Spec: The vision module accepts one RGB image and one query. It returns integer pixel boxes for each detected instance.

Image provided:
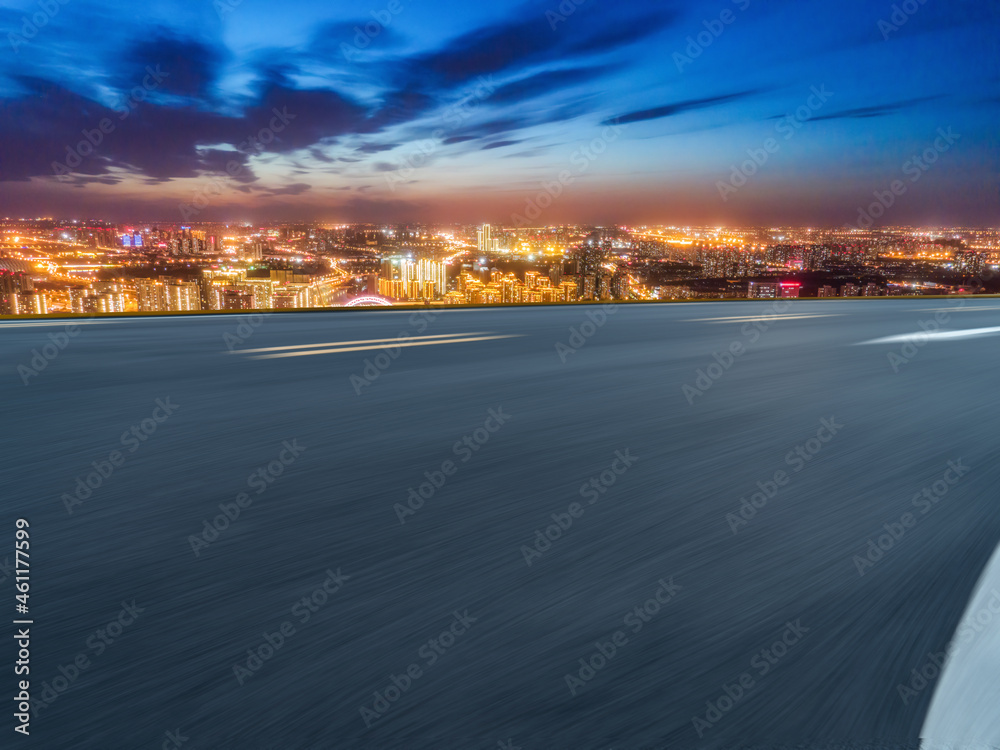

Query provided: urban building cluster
[1,219,998,315]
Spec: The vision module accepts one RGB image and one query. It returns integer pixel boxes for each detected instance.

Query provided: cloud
[263,182,312,196]
[0,68,370,183]
[116,29,227,100]
[489,65,614,105]
[603,90,762,125]
[386,1,677,95]
[809,96,941,122]
[482,140,523,150]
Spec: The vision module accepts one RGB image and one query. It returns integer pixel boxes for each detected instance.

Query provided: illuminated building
[611,270,631,300]
[220,289,254,310]
[165,282,202,311]
[477,224,500,255]
[748,281,779,299]
[15,291,47,315]
[379,257,446,301]
[137,280,167,311]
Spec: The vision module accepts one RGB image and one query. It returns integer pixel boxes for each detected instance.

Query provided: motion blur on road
[2,299,1000,749]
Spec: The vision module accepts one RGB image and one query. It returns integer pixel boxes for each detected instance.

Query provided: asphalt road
[2,299,1000,750]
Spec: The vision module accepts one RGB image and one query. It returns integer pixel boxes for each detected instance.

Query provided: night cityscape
[3,221,1000,315]
[2,0,999,749]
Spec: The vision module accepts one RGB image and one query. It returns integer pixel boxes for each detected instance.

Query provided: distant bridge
[343,295,394,307]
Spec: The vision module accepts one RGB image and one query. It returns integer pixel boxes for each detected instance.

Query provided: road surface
[2,299,999,749]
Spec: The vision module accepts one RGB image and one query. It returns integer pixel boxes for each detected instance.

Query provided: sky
[0,0,997,226]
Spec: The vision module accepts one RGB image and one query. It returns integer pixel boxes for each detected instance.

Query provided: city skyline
[3,219,999,316]
[0,0,997,225]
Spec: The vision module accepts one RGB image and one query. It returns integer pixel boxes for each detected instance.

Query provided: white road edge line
[248,334,523,359]
[235,332,493,354]
[920,538,1000,750]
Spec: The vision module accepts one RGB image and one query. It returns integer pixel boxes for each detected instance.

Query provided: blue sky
[0,0,997,225]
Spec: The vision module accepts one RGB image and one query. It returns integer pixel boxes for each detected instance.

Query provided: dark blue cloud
[809,96,941,122]
[603,90,763,126]
[489,65,614,105]
[117,29,226,100]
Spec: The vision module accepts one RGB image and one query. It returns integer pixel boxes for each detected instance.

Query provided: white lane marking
[912,306,1000,312]
[858,326,1000,345]
[248,334,523,359]
[920,541,1000,749]
[688,314,844,323]
[0,320,115,328]
[0,315,235,327]
[236,332,492,355]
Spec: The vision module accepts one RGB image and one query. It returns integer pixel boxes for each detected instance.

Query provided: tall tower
[477,224,492,256]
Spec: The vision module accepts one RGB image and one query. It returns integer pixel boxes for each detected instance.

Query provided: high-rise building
[477,224,501,255]
[137,279,166,311]
[15,291,47,315]
[165,281,201,311]
[379,257,446,300]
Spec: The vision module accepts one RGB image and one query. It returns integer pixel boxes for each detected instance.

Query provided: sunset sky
[0,0,997,225]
